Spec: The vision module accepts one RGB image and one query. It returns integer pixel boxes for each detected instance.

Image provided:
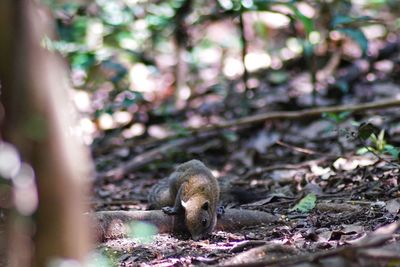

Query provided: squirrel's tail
[147,178,172,209]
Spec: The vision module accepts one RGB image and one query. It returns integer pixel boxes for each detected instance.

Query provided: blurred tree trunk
[0,0,92,266]
[173,0,192,107]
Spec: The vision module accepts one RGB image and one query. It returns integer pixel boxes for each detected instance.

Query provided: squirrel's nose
[192,234,202,241]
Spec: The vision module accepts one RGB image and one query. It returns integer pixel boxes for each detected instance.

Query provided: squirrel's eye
[202,218,207,227]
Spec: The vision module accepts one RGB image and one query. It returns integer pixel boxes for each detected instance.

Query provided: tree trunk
[0,0,92,266]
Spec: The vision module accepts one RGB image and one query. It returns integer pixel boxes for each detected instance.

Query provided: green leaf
[322,112,339,122]
[332,15,373,28]
[303,40,314,59]
[290,193,317,213]
[223,130,238,142]
[71,52,95,70]
[251,0,274,11]
[323,111,351,123]
[268,71,288,85]
[332,15,355,28]
[57,16,89,43]
[384,145,400,159]
[338,111,352,120]
[338,28,368,56]
[376,130,386,151]
[356,147,370,155]
[358,123,380,141]
[288,4,314,35]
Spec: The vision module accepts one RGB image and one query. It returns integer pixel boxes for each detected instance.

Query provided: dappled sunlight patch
[73,90,92,113]
[186,115,206,128]
[128,221,158,244]
[0,143,38,216]
[252,11,290,29]
[0,142,21,179]
[112,111,132,125]
[244,52,271,72]
[98,113,115,130]
[13,164,38,216]
[148,125,172,139]
[223,57,244,78]
[122,123,146,139]
[129,63,157,94]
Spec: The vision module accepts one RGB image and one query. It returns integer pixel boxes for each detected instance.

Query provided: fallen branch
[98,98,400,181]
[139,98,400,144]
[90,209,278,242]
[96,132,218,181]
[192,98,400,134]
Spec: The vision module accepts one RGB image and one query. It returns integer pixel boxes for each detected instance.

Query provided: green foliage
[357,122,380,141]
[288,3,314,36]
[355,124,400,160]
[290,193,317,213]
[322,111,352,134]
[222,130,239,142]
[322,111,352,124]
[45,0,395,127]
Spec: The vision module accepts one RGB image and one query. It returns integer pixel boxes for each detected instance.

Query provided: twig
[275,140,330,156]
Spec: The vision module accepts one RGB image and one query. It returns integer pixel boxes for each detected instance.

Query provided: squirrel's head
[182,197,216,240]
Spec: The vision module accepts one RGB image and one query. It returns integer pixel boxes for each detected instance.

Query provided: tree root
[90,209,278,242]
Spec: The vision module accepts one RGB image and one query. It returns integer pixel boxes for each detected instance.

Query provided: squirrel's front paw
[217,206,225,217]
[162,206,178,215]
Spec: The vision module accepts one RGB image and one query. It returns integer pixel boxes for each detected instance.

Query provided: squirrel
[148,159,220,240]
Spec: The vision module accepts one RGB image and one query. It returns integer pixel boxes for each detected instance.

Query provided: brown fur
[148,160,219,240]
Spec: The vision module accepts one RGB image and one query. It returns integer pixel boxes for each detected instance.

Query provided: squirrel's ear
[181,200,188,209]
[202,201,209,210]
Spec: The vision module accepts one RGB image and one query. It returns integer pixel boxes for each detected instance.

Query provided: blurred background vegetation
[43,0,400,154]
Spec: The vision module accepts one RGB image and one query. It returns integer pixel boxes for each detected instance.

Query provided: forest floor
[91,38,400,266]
